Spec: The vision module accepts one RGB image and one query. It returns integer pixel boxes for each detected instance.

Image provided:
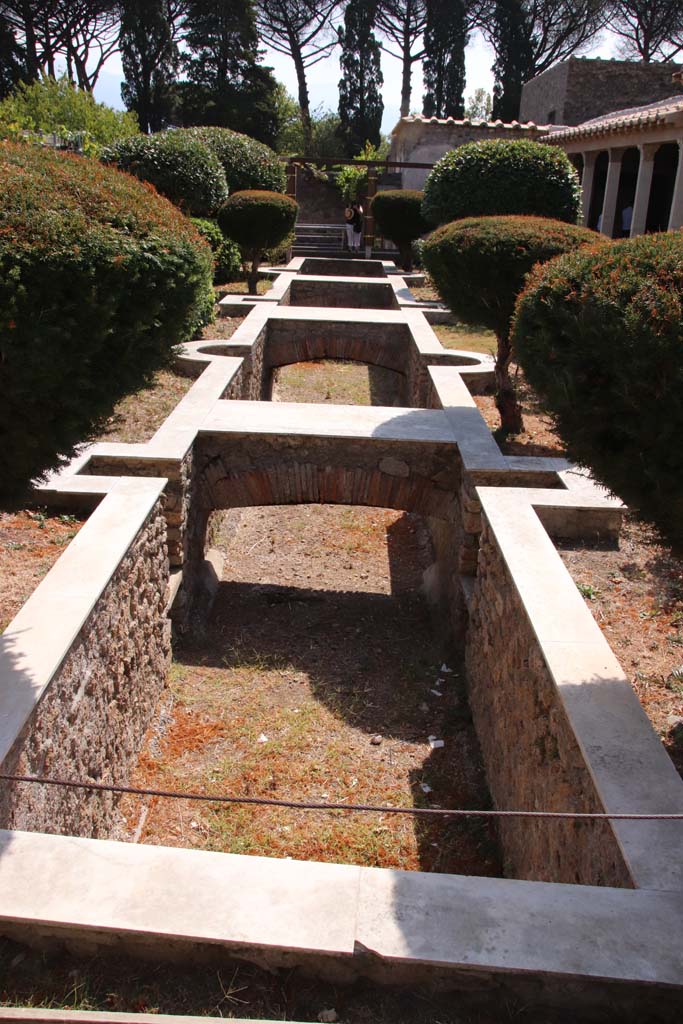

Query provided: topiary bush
[422,215,606,432]
[422,139,581,227]
[513,231,683,546]
[182,126,286,194]
[101,131,229,217]
[371,190,428,271]
[0,141,214,493]
[191,217,243,283]
[218,190,298,294]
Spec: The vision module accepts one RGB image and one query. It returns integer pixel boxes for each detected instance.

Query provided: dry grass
[122,504,501,878]
[97,369,194,444]
[0,509,85,632]
[432,321,497,357]
[215,277,273,299]
[273,360,404,406]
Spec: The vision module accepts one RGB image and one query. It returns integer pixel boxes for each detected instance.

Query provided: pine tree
[0,14,26,98]
[120,0,178,132]
[337,0,383,155]
[422,0,468,119]
[179,0,279,145]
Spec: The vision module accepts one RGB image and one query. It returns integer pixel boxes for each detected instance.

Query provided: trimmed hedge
[101,131,229,217]
[0,142,214,492]
[218,190,297,294]
[513,231,683,545]
[182,126,286,194]
[371,190,428,270]
[423,215,605,431]
[191,217,242,283]
[422,139,581,227]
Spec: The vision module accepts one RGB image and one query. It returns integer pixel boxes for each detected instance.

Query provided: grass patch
[272,360,405,406]
[432,322,497,357]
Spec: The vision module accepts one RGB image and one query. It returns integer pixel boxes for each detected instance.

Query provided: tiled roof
[394,114,549,132]
[550,96,683,142]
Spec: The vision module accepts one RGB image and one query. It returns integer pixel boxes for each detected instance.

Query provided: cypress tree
[120,0,179,132]
[180,0,279,146]
[490,0,534,121]
[422,0,468,119]
[0,14,26,99]
[337,0,384,156]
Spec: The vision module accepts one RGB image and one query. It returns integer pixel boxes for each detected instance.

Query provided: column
[630,143,658,237]
[580,151,597,227]
[364,166,378,257]
[668,139,683,230]
[599,148,625,237]
[286,158,297,201]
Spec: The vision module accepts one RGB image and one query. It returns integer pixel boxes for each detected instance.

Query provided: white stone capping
[0,477,166,767]
[1,830,682,988]
[477,485,683,892]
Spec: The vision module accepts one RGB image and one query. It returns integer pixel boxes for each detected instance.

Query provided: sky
[92,26,619,137]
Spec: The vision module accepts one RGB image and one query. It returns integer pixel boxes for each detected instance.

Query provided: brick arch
[264,319,411,376]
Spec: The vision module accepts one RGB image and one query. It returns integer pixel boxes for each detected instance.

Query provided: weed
[576,582,598,600]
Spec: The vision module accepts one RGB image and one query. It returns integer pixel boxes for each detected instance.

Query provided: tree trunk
[494,330,524,434]
[247,254,261,296]
[400,24,412,117]
[291,41,312,154]
[399,241,412,272]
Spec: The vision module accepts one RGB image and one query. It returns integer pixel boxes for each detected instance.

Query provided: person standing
[352,201,363,251]
[344,203,355,249]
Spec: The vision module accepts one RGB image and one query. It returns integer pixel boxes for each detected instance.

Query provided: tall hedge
[102,131,229,217]
[371,190,428,271]
[218,190,297,294]
[182,126,286,194]
[191,218,242,283]
[513,231,683,545]
[0,142,214,492]
[422,139,581,227]
[423,216,606,432]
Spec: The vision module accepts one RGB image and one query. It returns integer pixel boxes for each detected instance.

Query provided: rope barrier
[2,772,683,821]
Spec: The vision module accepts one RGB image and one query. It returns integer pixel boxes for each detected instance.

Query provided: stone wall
[521,57,683,127]
[465,518,633,887]
[0,503,171,838]
[288,279,400,310]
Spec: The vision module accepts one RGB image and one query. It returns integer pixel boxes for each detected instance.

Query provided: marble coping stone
[0,1012,309,1024]
[0,477,166,768]
[0,830,682,990]
[477,485,683,892]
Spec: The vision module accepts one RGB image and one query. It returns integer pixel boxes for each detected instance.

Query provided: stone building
[520,57,683,127]
[548,94,683,236]
[388,115,548,189]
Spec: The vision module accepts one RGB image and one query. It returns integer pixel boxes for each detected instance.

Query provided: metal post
[364,166,378,258]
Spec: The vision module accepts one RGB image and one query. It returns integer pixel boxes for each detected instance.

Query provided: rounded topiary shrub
[218,190,298,294]
[371,190,428,271]
[422,139,581,227]
[102,130,229,216]
[422,215,606,432]
[183,126,286,194]
[0,141,214,492]
[191,217,242,283]
[513,231,683,545]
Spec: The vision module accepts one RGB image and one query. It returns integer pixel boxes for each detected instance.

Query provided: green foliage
[179,0,279,146]
[181,125,286,193]
[337,0,383,156]
[513,231,683,547]
[423,215,602,337]
[422,139,581,227]
[0,76,139,156]
[0,141,214,492]
[191,217,242,282]
[0,15,25,101]
[423,0,468,119]
[101,130,229,217]
[371,190,428,270]
[423,215,605,432]
[335,140,387,203]
[120,0,179,133]
[464,88,493,120]
[217,189,297,293]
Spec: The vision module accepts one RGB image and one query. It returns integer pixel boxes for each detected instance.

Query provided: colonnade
[575,138,683,237]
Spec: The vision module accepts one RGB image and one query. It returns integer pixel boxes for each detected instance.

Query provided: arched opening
[614,147,640,238]
[569,152,584,184]
[588,151,609,230]
[271,358,407,406]
[130,501,502,876]
[646,142,680,232]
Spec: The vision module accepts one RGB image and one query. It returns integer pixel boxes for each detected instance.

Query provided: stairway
[292,222,347,257]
